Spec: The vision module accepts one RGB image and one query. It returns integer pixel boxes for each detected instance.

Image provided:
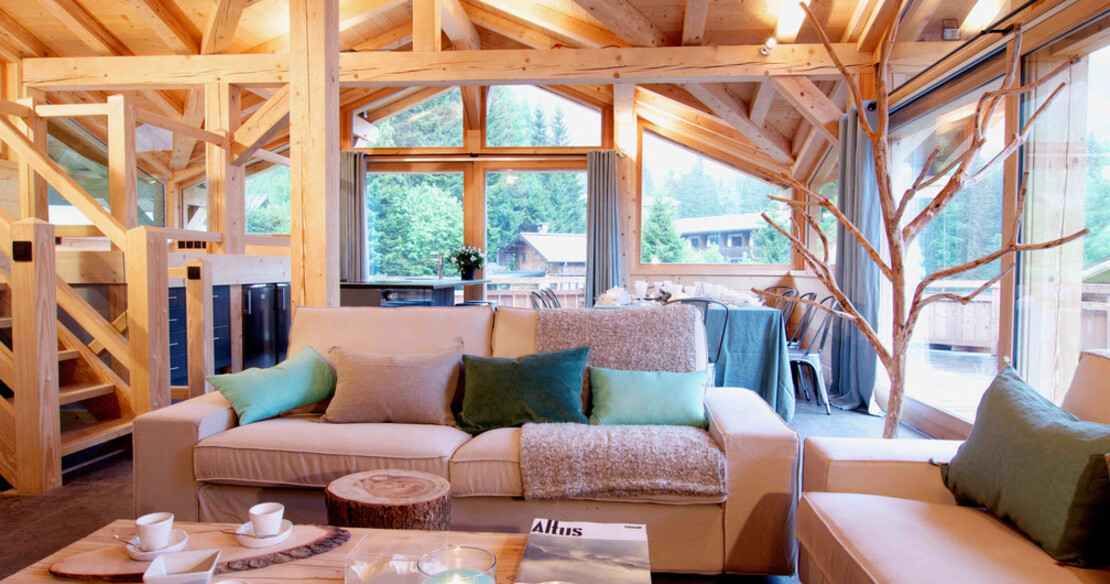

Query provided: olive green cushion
[457,347,590,434]
[588,367,708,427]
[207,347,336,425]
[942,365,1110,567]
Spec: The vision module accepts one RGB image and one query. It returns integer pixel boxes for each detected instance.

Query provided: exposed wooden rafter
[464,3,569,49]
[570,0,670,47]
[469,0,629,48]
[121,0,201,54]
[0,9,57,58]
[857,0,902,52]
[770,76,841,143]
[351,22,414,52]
[230,87,290,165]
[42,0,132,56]
[683,83,794,164]
[201,0,248,55]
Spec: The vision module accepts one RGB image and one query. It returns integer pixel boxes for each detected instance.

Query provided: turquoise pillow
[207,347,336,425]
[457,347,590,434]
[589,367,708,428]
[941,365,1110,567]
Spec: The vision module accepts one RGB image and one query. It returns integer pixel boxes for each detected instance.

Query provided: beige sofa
[796,350,1110,584]
[134,305,801,576]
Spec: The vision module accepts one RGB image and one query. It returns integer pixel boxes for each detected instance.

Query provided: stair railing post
[185,258,214,399]
[126,226,170,413]
[11,218,60,494]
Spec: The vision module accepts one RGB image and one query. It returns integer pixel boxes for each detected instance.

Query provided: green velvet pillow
[207,346,337,425]
[457,347,590,434]
[941,365,1110,567]
[588,367,708,428]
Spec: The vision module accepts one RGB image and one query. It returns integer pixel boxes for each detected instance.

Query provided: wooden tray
[49,524,349,582]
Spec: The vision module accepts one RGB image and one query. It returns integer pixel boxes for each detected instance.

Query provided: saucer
[234,519,292,548]
[125,529,188,561]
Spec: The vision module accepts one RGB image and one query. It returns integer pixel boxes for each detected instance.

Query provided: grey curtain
[585,150,622,307]
[340,151,367,282]
[830,103,881,412]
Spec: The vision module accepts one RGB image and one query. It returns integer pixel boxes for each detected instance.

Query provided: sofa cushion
[207,347,336,425]
[797,492,1110,584]
[942,365,1110,567]
[588,366,708,427]
[194,415,471,488]
[1062,350,1110,425]
[322,344,462,425]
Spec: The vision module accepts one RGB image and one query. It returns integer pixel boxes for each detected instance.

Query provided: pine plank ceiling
[0,0,1008,183]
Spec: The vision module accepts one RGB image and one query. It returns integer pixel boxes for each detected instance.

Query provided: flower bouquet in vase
[447,246,485,280]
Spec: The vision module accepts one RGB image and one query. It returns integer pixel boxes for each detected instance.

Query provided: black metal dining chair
[541,288,562,308]
[665,297,730,376]
[789,295,839,415]
[787,292,818,347]
[763,285,799,322]
[529,290,548,309]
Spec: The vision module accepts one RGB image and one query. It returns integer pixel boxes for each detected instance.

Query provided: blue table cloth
[705,305,795,422]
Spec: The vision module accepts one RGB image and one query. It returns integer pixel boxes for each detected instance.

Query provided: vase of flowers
[447,245,485,280]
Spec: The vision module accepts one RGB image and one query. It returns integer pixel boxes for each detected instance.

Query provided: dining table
[704,304,796,422]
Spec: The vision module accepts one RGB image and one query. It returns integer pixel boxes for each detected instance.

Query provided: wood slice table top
[327,470,450,505]
[0,520,527,584]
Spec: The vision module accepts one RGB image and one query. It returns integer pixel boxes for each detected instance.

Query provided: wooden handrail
[34,103,111,118]
[135,109,226,146]
[0,98,32,119]
[0,116,126,248]
[161,228,224,242]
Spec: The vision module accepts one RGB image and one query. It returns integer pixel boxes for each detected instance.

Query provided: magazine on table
[514,518,651,584]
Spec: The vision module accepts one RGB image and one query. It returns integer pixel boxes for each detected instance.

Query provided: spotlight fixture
[760,37,777,56]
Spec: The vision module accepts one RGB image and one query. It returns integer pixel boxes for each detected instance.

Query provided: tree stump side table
[325,469,452,530]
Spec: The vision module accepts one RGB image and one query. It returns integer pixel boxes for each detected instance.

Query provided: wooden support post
[413,0,442,52]
[463,162,484,302]
[107,94,137,230]
[204,83,243,255]
[613,82,636,290]
[289,0,341,307]
[16,91,47,220]
[126,226,170,412]
[186,258,214,398]
[11,218,60,494]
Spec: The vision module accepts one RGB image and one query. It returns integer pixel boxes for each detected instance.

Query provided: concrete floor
[0,396,921,582]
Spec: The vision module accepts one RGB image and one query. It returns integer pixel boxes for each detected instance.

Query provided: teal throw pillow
[941,365,1110,567]
[207,346,336,425]
[589,367,708,428]
[457,347,590,434]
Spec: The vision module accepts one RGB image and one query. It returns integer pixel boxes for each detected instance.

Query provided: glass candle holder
[417,545,496,584]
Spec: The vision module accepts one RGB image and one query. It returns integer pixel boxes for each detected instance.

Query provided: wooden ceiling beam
[857,0,902,52]
[682,0,709,46]
[569,0,670,47]
[770,76,840,143]
[230,87,290,165]
[442,0,482,50]
[171,90,203,170]
[899,0,943,41]
[42,0,132,56]
[842,0,880,43]
[468,0,629,48]
[464,3,569,49]
[363,86,452,123]
[635,87,761,152]
[413,0,443,52]
[748,81,775,127]
[683,83,794,164]
[23,42,955,89]
[351,22,413,51]
[201,0,248,55]
[246,0,407,53]
[0,9,57,58]
[121,0,200,54]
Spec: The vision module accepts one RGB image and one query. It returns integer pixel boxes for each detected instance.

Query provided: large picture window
[485,86,601,148]
[639,131,788,265]
[365,171,464,277]
[352,89,464,149]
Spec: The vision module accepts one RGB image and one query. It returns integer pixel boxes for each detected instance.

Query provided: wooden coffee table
[0,520,527,583]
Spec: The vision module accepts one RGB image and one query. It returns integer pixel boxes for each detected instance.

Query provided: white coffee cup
[634,281,648,297]
[136,512,174,551]
[249,502,285,537]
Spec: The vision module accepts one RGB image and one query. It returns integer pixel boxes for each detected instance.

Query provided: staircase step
[0,317,10,329]
[58,382,115,406]
[60,418,132,457]
[58,349,79,362]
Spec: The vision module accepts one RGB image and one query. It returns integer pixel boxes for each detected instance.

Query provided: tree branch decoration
[756,2,1087,438]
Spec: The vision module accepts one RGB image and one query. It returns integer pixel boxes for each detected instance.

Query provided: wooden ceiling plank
[464,3,567,49]
[171,89,204,170]
[635,86,762,153]
[442,0,482,50]
[682,0,709,46]
[23,42,955,89]
[841,0,881,42]
[42,0,133,56]
[683,83,794,165]
[569,0,669,47]
[201,0,248,54]
[413,0,443,52]
[748,81,775,126]
[770,76,841,143]
[351,21,413,51]
[121,0,201,54]
[246,0,408,53]
[857,0,903,52]
[231,86,290,165]
[0,9,57,58]
[899,0,943,42]
[468,0,629,48]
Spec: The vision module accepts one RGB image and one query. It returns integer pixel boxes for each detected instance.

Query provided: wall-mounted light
[760,37,777,56]
[776,0,811,43]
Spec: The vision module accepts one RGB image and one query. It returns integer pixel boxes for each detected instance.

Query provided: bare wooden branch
[905,267,1013,337]
[894,145,941,223]
[918,228,1088,293]
[800,2,874,140]
[753,288,857,321]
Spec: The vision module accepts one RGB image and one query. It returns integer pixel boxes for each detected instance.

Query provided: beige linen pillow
[323,344,462,425]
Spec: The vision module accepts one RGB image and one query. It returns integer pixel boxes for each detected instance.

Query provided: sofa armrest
[706,387,800,576]
[133,392,237,520]
[803,437,961,504]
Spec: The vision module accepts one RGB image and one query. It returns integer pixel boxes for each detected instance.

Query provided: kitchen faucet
[421,252,444,279]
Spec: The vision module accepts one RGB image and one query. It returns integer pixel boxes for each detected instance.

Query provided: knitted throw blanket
[518,423,727,500]
[535,306,701,373]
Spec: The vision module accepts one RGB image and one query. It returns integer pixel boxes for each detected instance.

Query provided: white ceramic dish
[142,549,220,584]
[126,529,189,561]
[234,519,293,548]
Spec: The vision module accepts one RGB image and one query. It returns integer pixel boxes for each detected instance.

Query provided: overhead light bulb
[761,37,777,56]
[776,0,811,43]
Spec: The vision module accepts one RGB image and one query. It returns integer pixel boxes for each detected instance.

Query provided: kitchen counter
[340,278,489,306]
